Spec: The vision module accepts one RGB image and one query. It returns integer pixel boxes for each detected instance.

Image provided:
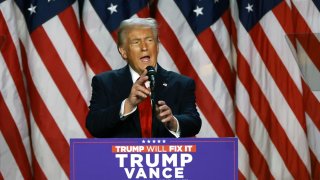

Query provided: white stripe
[306,113,320,162]
[158,0,235,132]
[158,43,179,73]
[0,54,32,165]
[211,18,234,68]
[292,0,320,39]
[82,1,126,69]
[296,41,320,91]
[0,132,24,180]
[30,114,68,180]
[235,77,293,179]
[72,2,80,26]
[197,107,218,137]
[260,12,311,172]
[238,141,257,180]
[158,42,217,138]
[260,12,302,92]
[85,62,95,87]
[14,5,86,141]
[231,3,311,172]
[26,37,87,141]
[42,15,90,104]
[0,0,22,65]
[315,91,320,101]
[284,0,292,8]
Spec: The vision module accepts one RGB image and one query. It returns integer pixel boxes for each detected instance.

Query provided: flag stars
[48,0,55,2]
[28,4,37,15]
[245,3,254,13]
[214,0,219,3]
[107,3,118,14]
[193,5,203,17]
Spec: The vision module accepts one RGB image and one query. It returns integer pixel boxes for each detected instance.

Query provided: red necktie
[138,96,152,138]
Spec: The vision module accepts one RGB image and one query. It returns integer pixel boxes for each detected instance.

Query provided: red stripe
[0,95,32,179]
[32,152,46,179]
[310,149,320,180]
[0,171,3,180]
[235,108,275,179]
[0,12,29,124]
[237,49,310,179]
[249,24,307,133]
[270,1,307,131]
[81,26,111,74]
[197,27,235,100]
[137,6,150,18]
[221,9,233,40]
[30,27,91,137]
[229,17,274,179]
[20,43,70,177]
[59,6,84,62]
[238,170,246,180]
[292,4,320,71]
[296,33,320,71]
[302,80,320,131]
[111,30,118,43]
[155,9,234,137]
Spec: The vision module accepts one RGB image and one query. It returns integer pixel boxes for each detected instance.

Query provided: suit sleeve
[174,79,202,137]
[86,75,122,137]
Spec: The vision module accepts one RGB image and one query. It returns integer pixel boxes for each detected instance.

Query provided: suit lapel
[117,65,142,135]
[152,65,170,136]
[117,65,133,97]
[155,65,169,102]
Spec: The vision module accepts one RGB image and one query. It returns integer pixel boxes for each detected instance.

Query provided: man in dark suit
[86,18,201,138]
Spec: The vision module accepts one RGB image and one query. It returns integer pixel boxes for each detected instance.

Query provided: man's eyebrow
[129,38,141,41]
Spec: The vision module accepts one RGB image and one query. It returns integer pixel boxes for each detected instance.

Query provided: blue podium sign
[70,138,238,180]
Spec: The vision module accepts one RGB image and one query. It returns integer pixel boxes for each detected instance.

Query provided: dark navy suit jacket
[86,64,201,138]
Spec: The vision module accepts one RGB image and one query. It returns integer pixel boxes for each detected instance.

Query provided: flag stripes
[0,95,31,179]
[1,0,319,179]
[0,0,32,178]
[0,132,24,180]
[20,42,70,177]
[156,0,235,137]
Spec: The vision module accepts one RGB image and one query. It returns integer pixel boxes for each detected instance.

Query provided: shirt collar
[129,65,157,83]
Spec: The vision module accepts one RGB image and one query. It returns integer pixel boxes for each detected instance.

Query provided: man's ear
[118,47,127,59]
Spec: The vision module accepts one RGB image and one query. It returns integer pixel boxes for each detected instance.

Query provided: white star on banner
[28,4,37,15]
[193,5,203,16]
[214,0,219,3]
[245,3,254,13]
[107,3,118,14]
[48,0,55,2]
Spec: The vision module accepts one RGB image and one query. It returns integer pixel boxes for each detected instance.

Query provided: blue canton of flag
[174,0,229,35]
[15,0,74,32]
[82,0,150,76]
[90,0,148,33]
[237,0,282,31]
[313,0,320,11]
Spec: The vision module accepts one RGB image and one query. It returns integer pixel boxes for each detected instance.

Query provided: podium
[70,138,238,180]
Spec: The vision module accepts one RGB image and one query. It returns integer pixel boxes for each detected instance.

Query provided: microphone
[146,66,156,92]
[146,66,156,105]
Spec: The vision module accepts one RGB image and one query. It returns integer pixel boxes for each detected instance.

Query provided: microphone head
[146,66,156,76]
[146,66,156,91]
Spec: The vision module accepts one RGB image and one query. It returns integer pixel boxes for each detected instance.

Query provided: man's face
[118,27,159,75]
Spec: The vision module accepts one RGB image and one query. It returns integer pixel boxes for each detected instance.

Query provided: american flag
[0,0,319,179]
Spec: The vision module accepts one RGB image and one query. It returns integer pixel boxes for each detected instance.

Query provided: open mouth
[140,55,150,62]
